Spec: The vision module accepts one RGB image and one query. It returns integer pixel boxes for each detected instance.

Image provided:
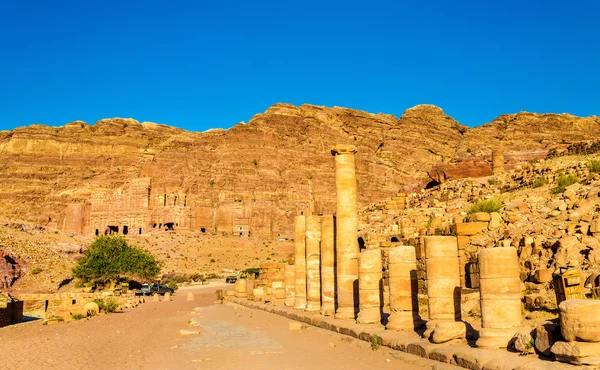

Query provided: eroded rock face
[0,104,467,237]
[0,103,598,238]
[0,250,24,289]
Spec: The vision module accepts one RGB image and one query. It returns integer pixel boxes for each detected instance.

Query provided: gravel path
[0,283,456,370]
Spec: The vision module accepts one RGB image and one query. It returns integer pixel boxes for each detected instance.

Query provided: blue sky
[1,0,598,131]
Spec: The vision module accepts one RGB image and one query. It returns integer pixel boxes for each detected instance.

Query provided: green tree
[73,236,160,283]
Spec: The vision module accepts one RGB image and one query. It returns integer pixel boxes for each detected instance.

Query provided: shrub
[532,177,548,188]
[94,297,119,313]
[210,258,216,263]
[588,160,600,174]
[487,178,495,185]
[31,267,43,275]
[71,313,86,320]
[163,279,179,291]
[552,173,579,194]
[468,198,503,214]
[73,236,160,284]
[370,334,382,351]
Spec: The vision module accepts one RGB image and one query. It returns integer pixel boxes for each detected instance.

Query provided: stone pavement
[227,297,579,370]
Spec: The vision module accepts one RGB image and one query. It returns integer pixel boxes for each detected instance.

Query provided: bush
[210,258,216,263]
[71,313,85,320]
[552,173,579,194]
[588,160,600,174]
[371,334,382,351]
[73,236,160,283]
[163,278,179,291]
[532,177,548,188]
[468,198,503,214]
[31,267,43,275]
[94,297,119,313]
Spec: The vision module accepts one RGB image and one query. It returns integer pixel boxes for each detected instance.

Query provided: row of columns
[245,144,521,349]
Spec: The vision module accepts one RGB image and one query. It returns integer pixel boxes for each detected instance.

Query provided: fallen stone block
[534,322,561,357]
[551,340,600,366]
[432,321,466,344]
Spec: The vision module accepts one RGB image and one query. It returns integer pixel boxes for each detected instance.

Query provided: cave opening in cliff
[425,180,441,189]
[201,228,206,233]
[391,236,399,243]
[139,228,142,235]
[165,222,174,230]
[358,237,365,251]
[108,225,119,234]
[123,226,129,235]
[95,229,99,236]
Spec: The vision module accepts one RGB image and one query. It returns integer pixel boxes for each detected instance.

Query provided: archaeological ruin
[226,143,600,369]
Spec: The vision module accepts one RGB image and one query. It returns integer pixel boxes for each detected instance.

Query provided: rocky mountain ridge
[0,103,598,237]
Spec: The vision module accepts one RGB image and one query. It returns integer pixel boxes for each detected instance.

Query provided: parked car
[140,283,174,296]
[225,275,237,283]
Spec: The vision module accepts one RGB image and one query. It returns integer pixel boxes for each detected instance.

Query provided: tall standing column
[321,215,336,316]
[387,245,423,331]
[476,247,522,348]
[284,263,295,307]
[294,215,307,309]
[305,215,322,312]
[356,248,382,324]
[332,144,359,320]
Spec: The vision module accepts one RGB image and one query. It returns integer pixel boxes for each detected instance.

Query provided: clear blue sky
[1,1,598,131]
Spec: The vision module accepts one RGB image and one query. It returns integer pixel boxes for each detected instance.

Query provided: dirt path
[0,283,454,370]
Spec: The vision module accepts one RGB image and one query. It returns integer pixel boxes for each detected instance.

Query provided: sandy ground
[0,282,453,370]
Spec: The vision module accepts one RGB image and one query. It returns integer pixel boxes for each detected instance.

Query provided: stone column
[332,144,359,320]
[321,215,336,316]
[305,215,322,312]
[294,215,307,309]
[356,248,382,324]
[284,264,295,307]
[492,149,505,175]
[425,236,465,343]
[387,245,423,331]
[476,247,522,348]
[235,278,247,298]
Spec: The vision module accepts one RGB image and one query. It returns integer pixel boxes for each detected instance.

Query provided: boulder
[551,341,600,366]
[83,302,100,316]
[510,330,535,354]
[431,321,466,344]
[535,322,562,357]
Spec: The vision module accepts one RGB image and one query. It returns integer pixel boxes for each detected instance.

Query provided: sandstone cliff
[0,103,467,237]
[0,104,598,239]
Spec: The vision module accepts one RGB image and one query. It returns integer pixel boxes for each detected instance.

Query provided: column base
[431,321,466,344]
[335,306,357,320]
[386,312,424,331]
[294,298,306,310]
[356,308,381,324]
[476,327,518,349]
[306,301,321,312]
[320,302,335,316]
